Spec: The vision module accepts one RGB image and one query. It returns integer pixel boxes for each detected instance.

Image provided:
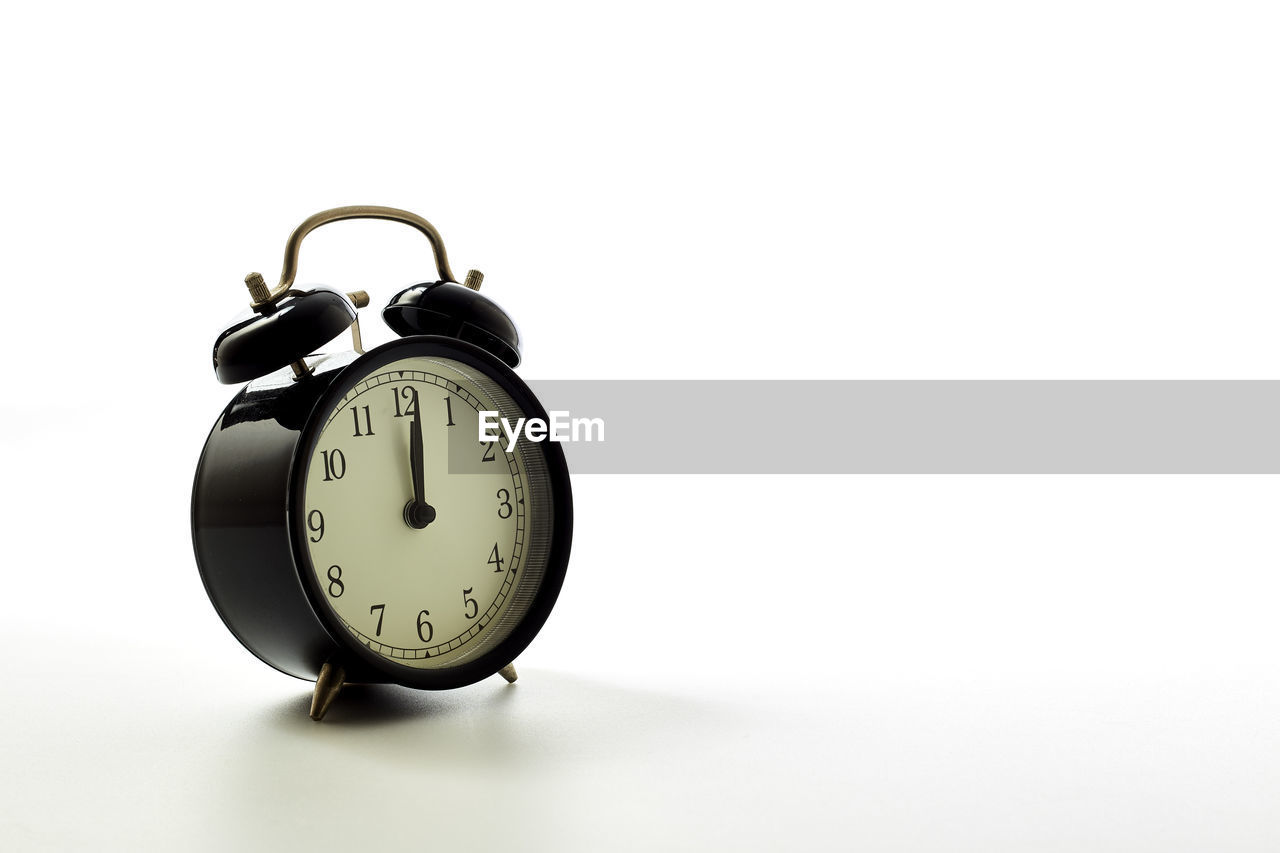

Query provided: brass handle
[248,205,457,308]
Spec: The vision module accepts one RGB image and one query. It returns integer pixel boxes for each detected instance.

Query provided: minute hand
[410,415,426,508]
[405,412,436,529]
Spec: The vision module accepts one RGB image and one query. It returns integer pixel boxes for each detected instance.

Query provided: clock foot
[498,663,518,683]
[310,660,346,721]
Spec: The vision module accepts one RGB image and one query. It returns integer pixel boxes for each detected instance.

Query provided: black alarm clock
[191,206,573,721]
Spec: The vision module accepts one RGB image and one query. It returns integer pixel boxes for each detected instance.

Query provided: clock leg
[309,660,346,721]
[498,663,518,683]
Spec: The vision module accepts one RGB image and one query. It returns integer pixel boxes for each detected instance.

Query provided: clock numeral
[488,543,504,573]
[463,587,478,619]
[481,442,496,463]
[307,510,325,542]
[392,387,419,418]
[370,604,385,636]
[497,488,513,519]
[350,405,375,437]
[444,396,456,427]
[417,610,434,643]
[326,565,344,598]
[320,449,346,481]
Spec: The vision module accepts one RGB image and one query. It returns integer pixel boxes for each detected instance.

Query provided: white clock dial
[299,355,552,669]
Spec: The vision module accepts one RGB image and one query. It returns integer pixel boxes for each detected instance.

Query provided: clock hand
[410,415,426,506]
[405,410,436,529]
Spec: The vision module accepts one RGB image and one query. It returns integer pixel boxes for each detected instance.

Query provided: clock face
[296,351,556,672]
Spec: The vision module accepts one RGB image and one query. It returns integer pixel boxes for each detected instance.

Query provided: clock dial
[299,355,553,670]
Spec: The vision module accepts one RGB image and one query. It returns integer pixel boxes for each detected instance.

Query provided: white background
[3,2,1279,850]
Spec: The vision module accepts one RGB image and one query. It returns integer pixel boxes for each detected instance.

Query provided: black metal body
[191,335,573,687]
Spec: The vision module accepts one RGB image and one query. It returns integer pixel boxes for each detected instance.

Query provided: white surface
[7,473,1280,851]
[3,2,1280,850]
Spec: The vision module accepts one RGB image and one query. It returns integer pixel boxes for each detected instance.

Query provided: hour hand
[404,415,436,529]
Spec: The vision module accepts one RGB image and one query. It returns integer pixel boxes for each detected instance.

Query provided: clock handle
[247,205,459,311]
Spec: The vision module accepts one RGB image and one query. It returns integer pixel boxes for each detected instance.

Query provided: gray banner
[510,380,1280,474]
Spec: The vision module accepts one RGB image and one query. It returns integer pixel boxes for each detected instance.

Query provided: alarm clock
[191,206,573,721]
